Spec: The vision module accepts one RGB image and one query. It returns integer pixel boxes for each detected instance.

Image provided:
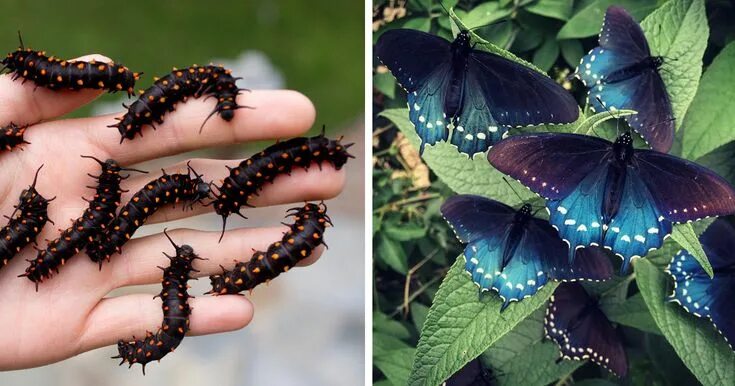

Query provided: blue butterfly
[666,218,735,350]
[375,28,579,156]
[441,195,614,311]
[488,131,735,273]
[576,6,674,153]
[545,282,628,378]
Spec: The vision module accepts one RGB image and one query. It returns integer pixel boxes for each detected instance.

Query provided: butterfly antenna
[469,18,512,32]
[502,177,529,206]
[594,95,621,137]
[437,1,450,16]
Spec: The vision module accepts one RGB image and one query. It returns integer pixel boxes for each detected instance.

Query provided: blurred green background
[0,0,364,132]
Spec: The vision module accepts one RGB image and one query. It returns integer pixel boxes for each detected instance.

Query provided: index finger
[81,89,316,165]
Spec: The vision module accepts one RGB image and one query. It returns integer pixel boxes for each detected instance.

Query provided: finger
[0,54,111,125]
[107,227,325,288]
[80,294,253,352]
[84,89,316,165]
[119,158,346,224]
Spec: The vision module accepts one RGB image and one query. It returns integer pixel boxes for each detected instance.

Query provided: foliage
[373,0,735,385]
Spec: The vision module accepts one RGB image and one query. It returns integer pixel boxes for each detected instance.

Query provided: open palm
[0,55,345,370]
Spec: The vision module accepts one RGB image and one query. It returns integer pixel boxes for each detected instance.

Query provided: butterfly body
[576,6,674,152]
[376,27,578,155]
[441,195,613,310]
[489,132,735,271]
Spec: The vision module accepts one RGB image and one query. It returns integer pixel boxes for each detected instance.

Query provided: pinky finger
[79,294,254,353]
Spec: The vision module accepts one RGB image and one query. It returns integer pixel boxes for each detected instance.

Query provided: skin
[0,55,346,370]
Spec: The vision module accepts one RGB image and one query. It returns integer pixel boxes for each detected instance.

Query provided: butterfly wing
[633,150,735,223]
[441,195,516,244]
[376,29,453,154]
[577,6,674,152]
[442,195,549,310]
[488,133,612,200]
[449,50,578,156]
[667,219,735,347]
[545,283,628,377]
[589,71,675,152]
[525,218,614,282]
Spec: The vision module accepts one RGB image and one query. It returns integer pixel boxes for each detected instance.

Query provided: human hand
[0,55,346,370]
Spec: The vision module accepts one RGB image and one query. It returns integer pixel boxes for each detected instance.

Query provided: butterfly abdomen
[213,134,352,234]
[113,65,245,141]
[2,49,139,95]
[208,203,330,295]
[114,234,200,373]
[87,168,211,265]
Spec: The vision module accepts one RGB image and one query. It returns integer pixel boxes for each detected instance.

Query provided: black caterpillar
[111,64,248,142]
[208,202,330,295]
[86,164,211,265]
[2,35,140,96]
[212,132,352,240]
[0,123,29,152]
[22,156,145,286]
[113,229,202,374]
[0,165,53,269]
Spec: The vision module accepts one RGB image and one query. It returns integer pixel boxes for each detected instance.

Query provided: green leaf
[374,72,396,99]
[681,41,735,159]
[532,37,560,72]
[640,0,709,132]
[483,308,582,386]
[697,141,735,186]
[407,256,557,386]
[384,222,428,241]
[374,332,412,357]
[634,259,735,385]
[376,235,409,274]
[559,39,584,67]
[374,312,413,340]
[603,293,661,334]
[375,347,416,386]
[557,0,657,40]
[462,2,514,30]
[411,302,431,331]
[381,108,535,205]
[525,0,574,21]
[671,223,712,278]
[574,110,637,135]
[403,17,432,32]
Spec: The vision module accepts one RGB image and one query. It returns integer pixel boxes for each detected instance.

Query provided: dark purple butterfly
[666,218,735,350]
[576,6,674,153]
[488,131,735,273]
[545,282,628,377]
[375,28,579,156]
[441,195,613,311]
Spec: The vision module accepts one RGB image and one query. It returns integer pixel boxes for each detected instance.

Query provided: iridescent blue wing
[601,167,673,272]
[577,6,674,152]
[441,195,516,244]
[666,219,735,348]
[376,29,453,154]
[449,51,579,155]
[545,283,628,377]
[634,150,735,223]
[588,70,675,153]
[488,133,612,200]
